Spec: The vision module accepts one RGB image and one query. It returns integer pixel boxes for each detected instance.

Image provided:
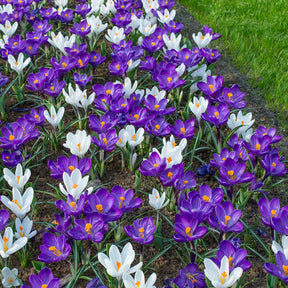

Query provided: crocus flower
[170,119,195,140]
[111,185,142,213]
[44,106,65,130]
[123,270,156,288]
[68,213,105,242]
[149,188,169,210]
[1,267,20,287]
[272,235,288,260]
[92,129,119,152]
[124,125,144,147]
[86,278,107,288]
[198,185,223,206]
[201,103,230,127]
[59,168,93,201]
[0,210,9,232]
[48,32,75,55]
[243,134,271,156]
[208,201,243,233]
[8,53,31,74]
[48,155,91,180]
[198,75,223,100]
[260,152,287,177]
[15,216,37,239]
[145,117,170,137]
[145,95,175,116]
[219,158,253,187]
[227,111,254,137]
[2,151,22,168]
[51,214,72,235]
[203,24,222,41]
[189,96,209,124]
[44,79,66,98]
[63,130,91,157]
[201,47,221,64]
[3,163,31,192]
[192,32,212,49]
[124,217,156,245]
[210,147,238,169]
[25,267,60,288]
[218,84,246,109]
[105,26,125,44]
[84,188,123,222]
[51,55,76,74]
[89,113,118,134]
[173,263,205,288]
[0,227,27,258]
[25,107,45,126]
[1,187,34,219]
[0,20,18,37]
[38,233,72,263]
[73,73,92,88]
[255,126,281,144]
[139,151,167,177]
[174,214,207,242]
[98,242,142,281]
[265,251,288,284]
[204,256,243,288]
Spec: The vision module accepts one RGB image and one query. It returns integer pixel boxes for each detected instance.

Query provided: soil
[1,1,288,288]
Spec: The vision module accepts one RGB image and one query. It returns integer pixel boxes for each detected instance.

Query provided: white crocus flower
[62,83,82,108]
[149,188,169,210]
[142,0,159,14]
[86,15,107,37]
[8,53,31,75]
[115,78,138,98]
[163,33,182,51]
[1,187,34,219]
[189,96,209,123]
[128,14,141,30]
[163,135,187,152]
[63,130,91,158]
[125,125,144,147]
[15,217,37,239]
[0,34,9,49]
[138,19,157,36]
[123,270,156,288]
[3,164,31,192]
[2,267,20,287]
[188,64,208,79]
[176,63,186,77]
[204,256,243,288]
[44,105,65,130]
[272,235,288,260]
[192,32,212,49]
[80,90,95,112]
[0,20,18,37]
[127,59,141,72]
[227,111,254,137]
[105,0,116,14]
[0,227,27,258]
[157,9,176,24]
[59,168,93,200]
[98,242,142,281]
[100,4,110,16]
[89,0,105,15]
[117,129,128,148]
[0,4,13,14]
[145,87,165,102]
[48,32,75,55]
[105,26,125,44]
[242,128,253,142]
[54,0,68,9]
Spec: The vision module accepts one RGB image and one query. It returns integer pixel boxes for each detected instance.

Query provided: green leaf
[32,261,46,273]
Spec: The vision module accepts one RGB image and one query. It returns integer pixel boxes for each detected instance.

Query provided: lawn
[179,0,288,127]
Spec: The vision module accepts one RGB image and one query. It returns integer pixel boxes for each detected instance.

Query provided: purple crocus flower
[5,34,25,54]
[26,31,48,46]
[73,73,92,88]
[214,240,251,272]
[243,134,271,156]
[141,35,164,54]
[0,209,9,232]
[219,158,253,187]
[39,7,58,20]
[89,113,118,134]
[0,124,25,150]
[201,47,221,64]
[203,25,222,41]
[83,188,123,222]
[55,191,88,218]
[68,213,105,242]
[260,152,287,177]
[174,214,207,242]
[51,55,76,74]
[50,213,72,235]
[44,79,65,98]
[0,72,8,87]
[163,20,183,34]
[24,40,40,57]
[139,55,157,73]
[126,107,148,127]
[145,95,175,116]
[93,82,123,99]
[173,263,205,288]
[70,20,91,37]
[208,201,243,233]
[198,184,223,206]
[265,251,288,284]
[145,117,170,136]
[92,129,119,151]
[124,217,156,245]
[197,75,223,100]
[89,51,106,67]
[210,147,237,168]
[32,20,52,34]
[64,42,88,57]
[27,267,60,288]
[139,151,167,177]
[218,84,246,109]
[48,155,91,180]
[25,106,45,126]
[75,3,92,17]
[158,0,175,9]
[111,12,132,28]
[59,9,74,23]
[170,119,195,140]
[2,150,22,167]
[38,233,72,263]
[255,126,282,144]
[109,60,128,76]
[160,163,183,187]
[201,103,230,127]
[177,48,199,67]
[75,52,90,69]
[110,185,142,213]
[174,170,197,191]
[87,278,107,288]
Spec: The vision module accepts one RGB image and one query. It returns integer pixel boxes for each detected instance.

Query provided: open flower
[1,187,34,219]
[272,235,288,260]
[204,256,243,288]
[0,227,27,258]
[2,267,20,287]
[98,242,142,281]
[149,188,169,210]
[59,168,93,200]
[0,20,18,37]
[123,270,156,288]
[8,53,31,74]
[189,96,208,124]
[44,105,65,130]
[63,130,91,157]
[3,163,31,192]
[15,216,37,239]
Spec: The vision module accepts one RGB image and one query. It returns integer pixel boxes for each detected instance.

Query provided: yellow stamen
[16,175,20,184]
[119,196,125,208]
[9,135,15,140]
[180,127,185,135]
[227,170,235,181]
[283,265,288,276]
[185,227,192,237]
[134,114,139,120]
[103,138,108,145]
[96,204,103,213]
[271,210,277,217]
[62,62,67,68]
[12,199,22,209]
[3,236,8,252]
[214,111,219,119]
[116,261,121,270]
[256,144,261,150]
[132,134,136,141]
[48,246,61,257]
[168,172,173,179]
[70,202,76,211]
[138,227,144,238]
[220,271,227,284]
[100,121,105,128]
[272,162,276,167]
[196,102,200,108]
[153,163,159,167]
[72,183,79,189]
[224,215,231,226]
[68,165,75,171]
[155,124,160,130]
[167,156,172,163]
[19,226,25,237]
[34,114,39,119]
[135,281,141,288]
[228,256,233,266]
[202,195,210,202]
[85,223,92,234]
[78,59,83,66]
[209,84,214,93]
[77,143,81,152]
[154,104,160,110]
[227,92,233,100]
[167,77,172,83]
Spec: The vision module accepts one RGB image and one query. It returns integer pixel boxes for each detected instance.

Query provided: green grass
[179,0,288,127]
